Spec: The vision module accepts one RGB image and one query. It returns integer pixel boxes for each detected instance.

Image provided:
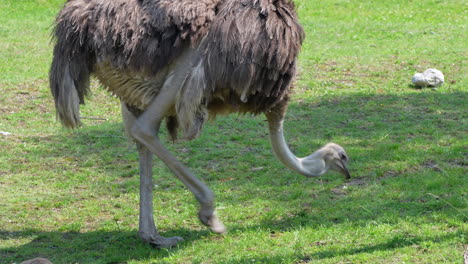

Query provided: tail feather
[49,20,92,128]
[49,64,79,128]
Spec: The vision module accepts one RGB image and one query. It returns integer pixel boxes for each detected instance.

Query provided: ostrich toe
[146,235,184,249]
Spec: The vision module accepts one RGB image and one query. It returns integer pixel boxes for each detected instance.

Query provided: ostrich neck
[267,119,326,177]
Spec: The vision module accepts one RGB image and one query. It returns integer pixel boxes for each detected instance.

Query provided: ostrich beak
[336,160,351,179]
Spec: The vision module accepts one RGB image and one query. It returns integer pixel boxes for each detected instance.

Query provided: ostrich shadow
[209,230,464,264]
[0,228,212,264]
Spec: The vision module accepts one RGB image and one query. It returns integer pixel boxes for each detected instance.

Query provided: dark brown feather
[202,0,304,114]
[50,0,304,137]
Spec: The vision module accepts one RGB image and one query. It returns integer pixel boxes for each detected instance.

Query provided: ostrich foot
[199,209,226,234]
[139,233,184,249]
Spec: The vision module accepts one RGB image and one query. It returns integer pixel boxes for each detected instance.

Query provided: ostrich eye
[339,151,348,161]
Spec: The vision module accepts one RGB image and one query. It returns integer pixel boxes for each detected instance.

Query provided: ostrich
[50,0,350,248]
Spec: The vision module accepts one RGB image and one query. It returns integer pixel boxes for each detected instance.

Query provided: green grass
[0,0,466,263]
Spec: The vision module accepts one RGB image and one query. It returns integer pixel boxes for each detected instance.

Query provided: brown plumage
[50,0,304,139]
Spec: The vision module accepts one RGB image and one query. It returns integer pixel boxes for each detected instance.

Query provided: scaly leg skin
[129,75,225,236]
[137,142,184,248]
[122,104,184,248]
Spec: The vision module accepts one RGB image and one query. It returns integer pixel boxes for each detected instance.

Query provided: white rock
[412,68,444,88]
[0,131,11,136]
[423,69,444,87]
[411,73,427,87]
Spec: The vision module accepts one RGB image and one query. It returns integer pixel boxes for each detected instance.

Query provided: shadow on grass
[2,227,463,263]
[0,228,212,263]
[214,231,464,263]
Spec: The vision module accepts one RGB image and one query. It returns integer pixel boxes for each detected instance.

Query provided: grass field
[0,0,466,263]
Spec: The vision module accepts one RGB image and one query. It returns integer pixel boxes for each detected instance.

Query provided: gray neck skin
[268,119,327,177]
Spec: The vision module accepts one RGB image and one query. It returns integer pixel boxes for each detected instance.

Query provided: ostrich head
[300,143,350,179]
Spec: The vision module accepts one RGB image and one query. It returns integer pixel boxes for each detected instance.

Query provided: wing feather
[202,0,305,112]
[54,0,220,75]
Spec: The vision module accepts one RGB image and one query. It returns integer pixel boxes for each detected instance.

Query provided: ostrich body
[50,0,350,248]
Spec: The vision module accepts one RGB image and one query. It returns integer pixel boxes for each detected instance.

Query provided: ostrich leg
[129,75,225,241]
[122,104,183,248]
[137,142,185,247]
